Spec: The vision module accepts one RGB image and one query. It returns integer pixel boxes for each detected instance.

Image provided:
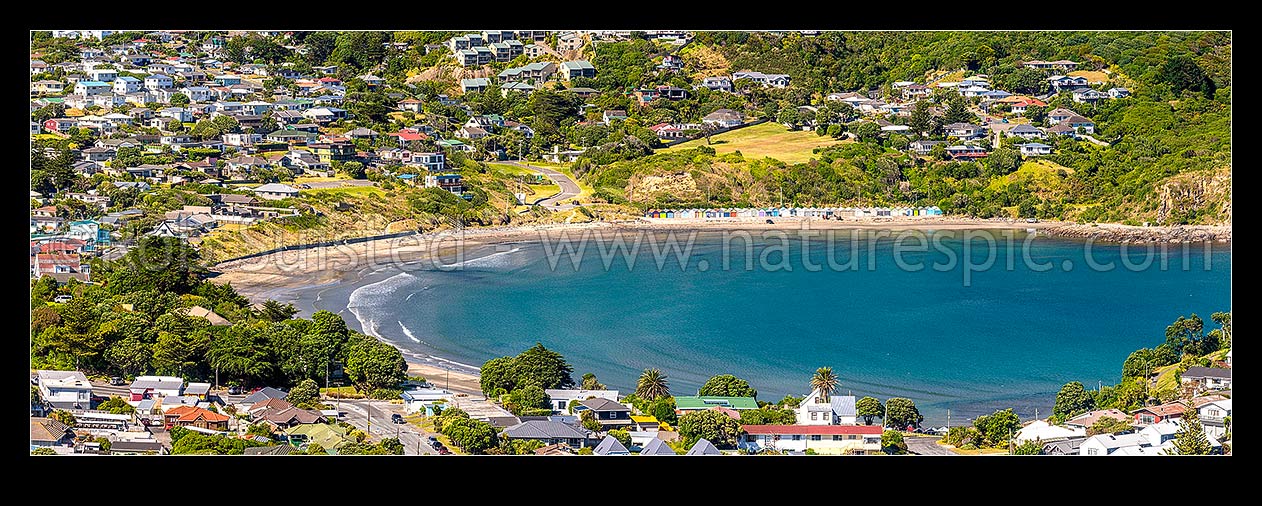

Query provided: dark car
[431,440,443,449]
[765,219,774,224]
[391,413,405,424]
[437,446,452,455]
[109,376,125,386]
[427,436,438,443]
[227,385,244,395]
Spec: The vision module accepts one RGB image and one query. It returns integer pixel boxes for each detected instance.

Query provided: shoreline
[209,217,1230,403]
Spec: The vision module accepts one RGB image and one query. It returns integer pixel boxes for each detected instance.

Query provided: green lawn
[660,121,849,164]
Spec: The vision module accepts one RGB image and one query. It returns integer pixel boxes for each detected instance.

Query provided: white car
[53,295,73,304]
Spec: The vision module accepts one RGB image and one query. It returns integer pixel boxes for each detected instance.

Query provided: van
[53,295,73,304]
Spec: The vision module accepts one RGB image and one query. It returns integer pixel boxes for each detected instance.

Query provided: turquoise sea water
[324,229,1231,424]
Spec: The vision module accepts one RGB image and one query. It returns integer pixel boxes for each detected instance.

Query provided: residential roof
[241,387,289,404]
[830,395,857,417]
[639,437,678,455]
[1084,432,1147,451]
[243,445,297,455]
[164,405,230,423]
[184,382,211,396]
[685,438,722,456]
[1010,124,1042,134]
[742,425,884,435]
[110,440,166,453]
[30,417,73,443]
[1135,402,1187,417]
[561,60,595,71]
[178,305,231,326]
[593,435,630,455]
[252,183,300,194]
[674,396,760,410]
[36,370,91,389]
[130,376,184,392]
[285,423,353,450]
[579,397,630,412]
[503,420,591,440]
[1042,436,1087,454]
[1182,366,1232,379]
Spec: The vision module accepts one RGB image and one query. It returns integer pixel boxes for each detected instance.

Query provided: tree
[506,384,549,415]
[909,101,932,135]
[1087,416,1133,436]
[580,410,602,432]
[50,410,76,427]
[1211,311,1231,349]
[97,396,136,415]
[339,160,366,179]
[169,93,190,106]
[608,429,632,448]
[441,417,499,454]
[809,367,839,399]
[648,396,678,425]
[698,374,757,398]
[677,409,743,448]
[1011,440,1043,455]
[259,300,298,322]
[943,94,974,125]
[881,430,908,454]
[286,378,320,407]
[31,448,57,456]
[1167,410,1213,455]
[1160,55,1216,99]
[380,437,405,455]
[985,147,1021,177]
[1165,314,1204,357]
[344,335,408,392]
[884,398,923,429]
[580,373,606,390]
[208,323,274,385]
[855,396,883,425]
[973,408,1021,448]
[1024,105,1047,126]
[479,356,515,397]
[107,236,207,295]
[512,343,575,390]
[851,121,878,142]
[636,368,670,401]
[1053,381,1095,419]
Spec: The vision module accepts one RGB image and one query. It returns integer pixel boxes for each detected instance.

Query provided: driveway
[905,435,958,455]
[501,160,580,210]
[301,179,375,189]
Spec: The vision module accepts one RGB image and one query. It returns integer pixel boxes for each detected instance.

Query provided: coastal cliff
[1041,222,1231,243]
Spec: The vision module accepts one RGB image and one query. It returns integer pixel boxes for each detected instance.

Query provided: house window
[1087,448,1099,455]
[1140,415,1155,424]
[833,435,842,441]
[810,412,818,421]
[811,435,822,441]
[848,435,858,440]
[792,435,802,441]
[1209,409,1220,417]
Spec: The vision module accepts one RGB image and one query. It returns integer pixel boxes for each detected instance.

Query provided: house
[1063,115,1095,134]
[796,388,858,425]
[1048,75,1089,91]
[685,438,723,456]
[249,398,327,429]
[129,376,184,401]
[639,437,679,455]
[455,126,488,139]
[1023,59,1079,71]
[1014,420,1086,443]
[113,76,142,94]
[732,70,791,88]
[242,445,297,456]
[1195,399,1232,439]
[602,110,628,125]
[1041,436,1087,455]
[945,145,989,159]
[109,440,168,455]
[702,108,744,128]
[560,60,596,81]
[359,74,384,88]
[398,98,423,113]
[1072,88,1108,104]
[346,127,379,140]
[572,398,632,429]
[1108,87,1131,99]
[700,76,733,93]
[673,396,759,415]
[252,183,301,200]
[944,122,986,140]
[74,80,111,96]
[36,370,93,409]
[237,387,289,411]
[592,435,631,455]
[1078,432,1148,456]
[33,253,90,283]
[425,174,464,194]
[901,84,930,100]
[163,405,230,430]
[400,387,456,415]
[557,33,584,52]
[30,417,75,448]
[1181,366,1232,392]
[909,139,946,155]
[544,389,620,413]
[31,59,49,75]
[1019,142,1053,156]
[1008,124,1046,140]
[502,420,598,448]
[740,425,883,455]
[1008,97,1047,115]
[1133,402,1186,426]
[461,78,490,94]
[33,80,66,94]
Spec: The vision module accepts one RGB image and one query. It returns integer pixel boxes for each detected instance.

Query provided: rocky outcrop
[1042,223,1231,243]
[1155,168,1232,225]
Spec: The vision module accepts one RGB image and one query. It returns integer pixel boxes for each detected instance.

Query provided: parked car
[109,376,125,386]
[391,413,405,424]
[227,385,244,395]
[436,446,452,455]
[53,295,73,303]
[430,440,443,449]
[765,219,774,224]
[427,436,438,443]
[1026,218,1039,223]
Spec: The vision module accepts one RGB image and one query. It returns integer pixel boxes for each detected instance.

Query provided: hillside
[659,122,849,164]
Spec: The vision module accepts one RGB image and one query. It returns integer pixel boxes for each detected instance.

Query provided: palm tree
[810,367,839,402]
[636,368,670,401]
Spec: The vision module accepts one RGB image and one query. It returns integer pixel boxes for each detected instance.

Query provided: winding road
[502,160,581,210]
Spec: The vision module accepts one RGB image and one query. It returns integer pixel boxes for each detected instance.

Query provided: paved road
[905,435,957,455]
[502,160,581,210]
[338,399,437,455]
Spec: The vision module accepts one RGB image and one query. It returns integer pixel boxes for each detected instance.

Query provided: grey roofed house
[244,445,297,455]
[830,395,857,418]
[1009,124,1043,135]
[1183,366,1232,379]
[131,376,184,392]
[109,440,167,454]
[579,397,630,413]
[345,127,378,138]
[1084,433,1147,453]
[593,435,630,455]
[1042,436,1087,455]
[183,382,211,396]
[639,437,678,455]
[685,438,722,456]
[503,420,591,440]
[486,416,523,428]
[241,386,289,405]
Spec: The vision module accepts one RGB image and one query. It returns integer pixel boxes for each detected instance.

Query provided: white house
[544,389,620,413]
[129,376,185,401]
[113,76,142,94]
[796,387,858,425]
[702,108,744,128]
[1108,87,1131,99]
[1196,399,1232,439]
[252,182,301,200]
[1014,420,1086,443]
[400,387,456,415]
[36,370,93,410]
[74,80,112,96]
[1180,366,1232,391]
[740,425,882,455]
[1019,143,1053,156]
[1072,88,1108,104]
[1079,432,1149,456]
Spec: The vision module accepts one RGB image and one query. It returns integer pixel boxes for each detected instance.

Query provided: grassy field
[294,175,350,183]
[300,186,386,197]
[1070,70,1111,84]
[659,122,849,164]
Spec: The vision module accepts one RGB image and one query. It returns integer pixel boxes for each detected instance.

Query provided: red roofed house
[389,128,428,147]
[740,424,883,455]
[164,405,230,430]
[33,253,90,282]
[711,406,741,420]
[1133,402,1186,426]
